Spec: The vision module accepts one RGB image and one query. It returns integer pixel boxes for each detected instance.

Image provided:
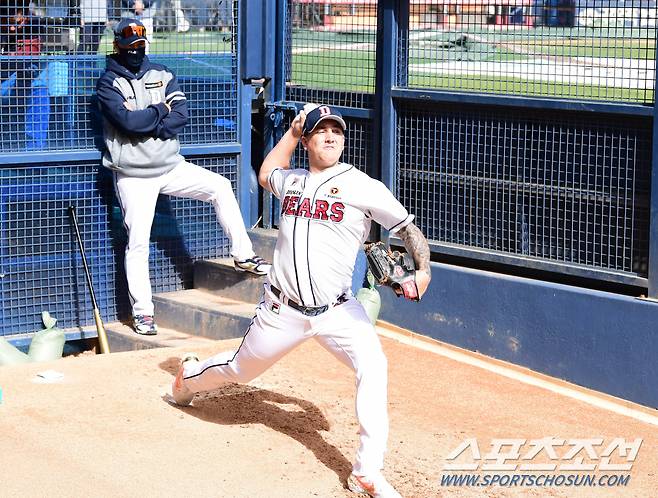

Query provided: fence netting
[0,156,237,335]
[402,1,655,104]
[0,1,240,335]
[0,0,238,152]
[397,103,651,279]
[285,0,377,108]
[282,1,653,282]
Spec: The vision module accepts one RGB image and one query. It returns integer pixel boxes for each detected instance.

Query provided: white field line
[467,32,653,71]
[292,42,376,55]
[408,58,655,89]
[376,324,658,427]
[289,30,439,55]
[183,55,232,73]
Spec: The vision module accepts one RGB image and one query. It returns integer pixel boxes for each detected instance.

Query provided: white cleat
[234,255,271,276]
[171,353,199,406]
[347,472,402,498]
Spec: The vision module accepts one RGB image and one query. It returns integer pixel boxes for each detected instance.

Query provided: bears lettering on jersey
[281,195,299,215]
[297,198,313,218]
[312,200,329,220]
[329,202,345,222]
[281,194,344,223]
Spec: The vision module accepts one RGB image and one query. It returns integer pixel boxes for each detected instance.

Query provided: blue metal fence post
[273,0,288,105]
[238,0,275,226]
[240,0,277,227]
[375,0,406,243]
[260,0,288,228]
[648,66,658,298]
[238,85,255,227]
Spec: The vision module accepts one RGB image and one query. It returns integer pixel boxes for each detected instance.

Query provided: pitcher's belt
[270,285,347,317]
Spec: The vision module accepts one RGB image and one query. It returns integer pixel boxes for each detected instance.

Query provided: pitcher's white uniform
[181,162,413,476]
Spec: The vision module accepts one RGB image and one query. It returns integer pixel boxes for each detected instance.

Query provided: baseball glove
[365,242,419,301]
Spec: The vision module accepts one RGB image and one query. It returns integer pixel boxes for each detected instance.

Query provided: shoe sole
[347,475,374,497]
[171,354,199,406]
[134,328,157,336]
[234,266,268,276]
[172,366,194,406]
[347,485,371,497]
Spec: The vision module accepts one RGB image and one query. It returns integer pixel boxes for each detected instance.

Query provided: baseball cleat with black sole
[234,255,271,276]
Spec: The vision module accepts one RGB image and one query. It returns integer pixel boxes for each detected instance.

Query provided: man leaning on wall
[96,18,271,335]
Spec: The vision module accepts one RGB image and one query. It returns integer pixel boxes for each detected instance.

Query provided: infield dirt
[1,332,656,497]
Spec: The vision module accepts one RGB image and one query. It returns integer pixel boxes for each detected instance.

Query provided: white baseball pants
[182,284,390,476]
[113,161,256,316]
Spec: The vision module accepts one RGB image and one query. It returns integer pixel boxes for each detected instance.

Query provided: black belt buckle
[300,304,328,316]
[270,285,330,317]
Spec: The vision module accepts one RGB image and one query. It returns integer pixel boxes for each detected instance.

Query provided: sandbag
[27,327,65,363]
[0,337,30,366]
[356,286,381,326]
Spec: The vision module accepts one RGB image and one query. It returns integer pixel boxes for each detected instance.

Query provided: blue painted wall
[378,261,658,409]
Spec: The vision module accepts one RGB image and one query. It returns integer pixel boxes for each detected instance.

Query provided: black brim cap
[302,105,347,135]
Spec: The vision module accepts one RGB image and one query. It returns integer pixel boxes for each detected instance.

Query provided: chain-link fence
[282,0,653,286]
[403,1,655,104]
[0,0,238,152]
[0,0,241,335]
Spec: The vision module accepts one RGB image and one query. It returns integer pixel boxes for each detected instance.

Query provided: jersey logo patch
[145,81,163,89]
[271,302,280,314]
[330,187,339,195]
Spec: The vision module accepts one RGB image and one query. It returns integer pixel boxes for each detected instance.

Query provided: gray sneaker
[133,315,158,335]
[234,256,271,276]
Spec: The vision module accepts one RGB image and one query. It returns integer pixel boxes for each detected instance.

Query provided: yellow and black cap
[114,18,147,47]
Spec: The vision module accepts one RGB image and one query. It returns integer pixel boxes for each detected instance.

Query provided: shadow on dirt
[159,357,353,483]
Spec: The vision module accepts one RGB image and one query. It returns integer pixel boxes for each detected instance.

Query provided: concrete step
[153,289,255,340]
[192,228,276,303]
[104,321,217,353]
[247,227,278,262]
[194,257,266,303]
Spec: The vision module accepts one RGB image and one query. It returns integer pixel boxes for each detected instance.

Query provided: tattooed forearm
[398,223,431,274]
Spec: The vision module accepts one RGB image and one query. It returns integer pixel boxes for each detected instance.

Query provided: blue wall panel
[0,156,237,336]
[379,262,658,408]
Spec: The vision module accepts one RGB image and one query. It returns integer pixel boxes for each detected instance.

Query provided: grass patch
[91,29,653,103]
[407,74,653,103]
[97,31,232,55]
[290,51,376,91]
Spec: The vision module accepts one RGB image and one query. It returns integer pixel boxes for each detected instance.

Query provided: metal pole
[648,58,658,297]
[374,0,405,244]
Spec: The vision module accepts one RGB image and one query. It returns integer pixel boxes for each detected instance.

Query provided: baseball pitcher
[171,103,431,498]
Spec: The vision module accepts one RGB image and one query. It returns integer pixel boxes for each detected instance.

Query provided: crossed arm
[96,73,188,139]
